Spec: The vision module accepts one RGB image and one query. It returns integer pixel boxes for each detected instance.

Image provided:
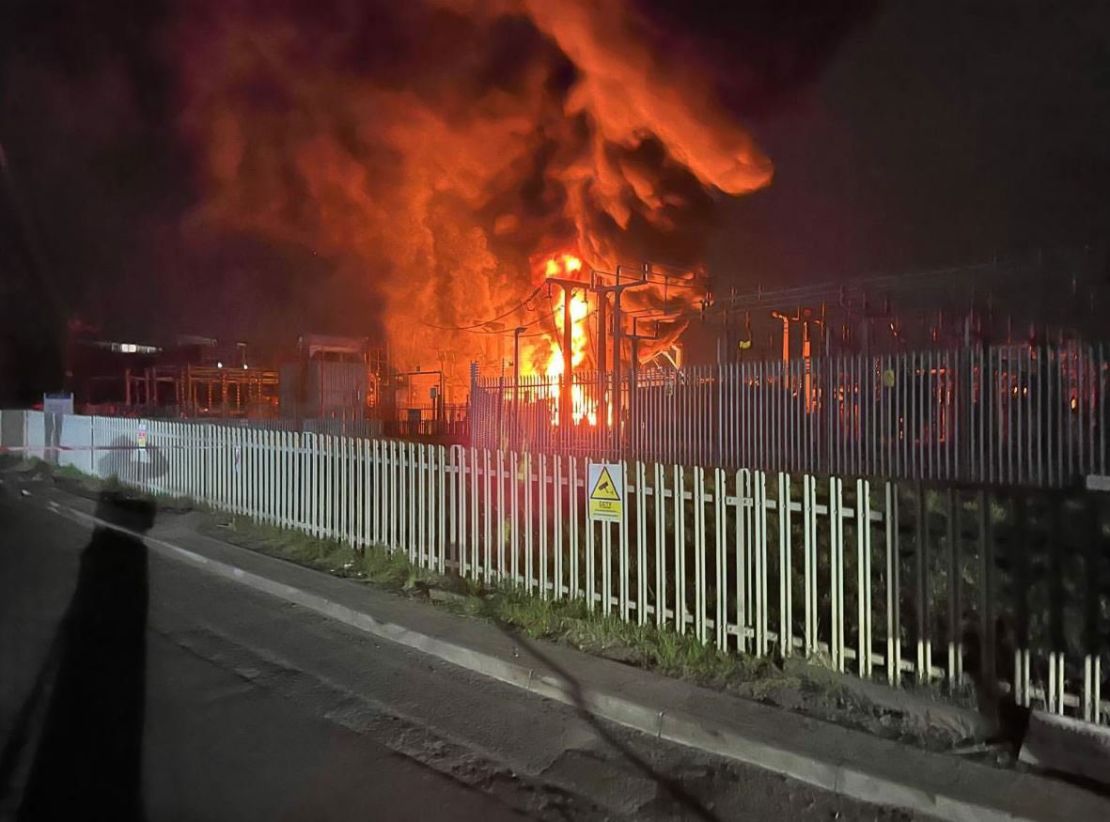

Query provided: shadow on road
[0,491,154,821]
[496,624,720,822]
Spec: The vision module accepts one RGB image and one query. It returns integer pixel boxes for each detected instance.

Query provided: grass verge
[205,513,984,757]
[214,512,774,682]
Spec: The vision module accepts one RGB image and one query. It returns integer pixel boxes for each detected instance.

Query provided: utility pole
[590,264,651,446]
[545,277,582,432]
[596,295,607,375]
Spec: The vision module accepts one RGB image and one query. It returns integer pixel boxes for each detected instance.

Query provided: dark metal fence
[470,343,1110,487]
[171,416,384,438]
[377,403,469,442]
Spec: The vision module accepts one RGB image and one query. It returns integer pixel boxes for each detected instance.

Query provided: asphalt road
[0,485,914,820]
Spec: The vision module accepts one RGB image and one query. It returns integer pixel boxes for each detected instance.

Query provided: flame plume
[178,0,874,397]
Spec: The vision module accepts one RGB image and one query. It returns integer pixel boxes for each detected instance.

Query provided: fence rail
[5,409,1106,730]
[471,343,1110,488]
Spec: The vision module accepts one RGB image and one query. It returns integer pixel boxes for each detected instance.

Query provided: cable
[419,284,544,331]
[481,306,599,338]
[699,254,1083,320]
[433,296,599,339]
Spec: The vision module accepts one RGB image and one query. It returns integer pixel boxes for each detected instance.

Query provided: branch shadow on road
[494,623,720,821]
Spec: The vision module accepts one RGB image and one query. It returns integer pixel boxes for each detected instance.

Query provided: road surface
[0,484,913,820]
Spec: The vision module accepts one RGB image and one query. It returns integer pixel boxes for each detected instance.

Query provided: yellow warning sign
[591,467,620,500]
[588,463,624,522]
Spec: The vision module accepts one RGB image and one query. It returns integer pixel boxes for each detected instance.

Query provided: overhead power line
[420,284,544,331]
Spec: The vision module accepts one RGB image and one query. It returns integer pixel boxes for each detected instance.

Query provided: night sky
[715,0,1110,286]
[2,1,1109,402]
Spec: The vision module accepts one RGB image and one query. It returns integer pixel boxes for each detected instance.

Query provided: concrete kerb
[39,497,1075,822]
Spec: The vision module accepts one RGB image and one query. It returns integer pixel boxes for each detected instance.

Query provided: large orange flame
[537,254,594,424]
[542,253,588,377]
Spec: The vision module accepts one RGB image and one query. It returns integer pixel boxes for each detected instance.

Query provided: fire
[536,254,596,425]
[174,1,875,395]
[544,254,583,278]
[545,258,589,376]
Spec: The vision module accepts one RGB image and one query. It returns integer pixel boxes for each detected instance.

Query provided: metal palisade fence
[6,410,1106,729]
[471,343,1110,488]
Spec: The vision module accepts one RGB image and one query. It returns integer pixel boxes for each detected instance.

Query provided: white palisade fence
[5,409,1107,729]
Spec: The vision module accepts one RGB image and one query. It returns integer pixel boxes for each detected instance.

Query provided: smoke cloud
[176,0,873,387]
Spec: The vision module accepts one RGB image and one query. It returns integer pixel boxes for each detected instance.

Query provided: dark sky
[711,0,1110,286]
[2,1,1109,399]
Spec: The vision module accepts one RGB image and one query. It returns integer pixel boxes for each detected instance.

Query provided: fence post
[857,478,873,678]
[886,481,901,686]
[714,466,727,649]
[455,445,466,573]
[673,464,687,634]
[417,443,427,567]
[620,459,631,622]
[359,437,369,547]
[693,466,707,642]
[484,448,494,584]
[523,451,533,593]
[636,461,649,626]
[754,471,768,656]
[511,451,521,585]
[737,469,751,655]
[584,457,594,609]
[916,482,930,683]
[778,472,792,658]
[804,474,817,658]
[469,446,479,580]
[498,449,508,584]
[829,476,844,672]
[655,463,667,629]
[568,455,579,600]
[437,445,447,574]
